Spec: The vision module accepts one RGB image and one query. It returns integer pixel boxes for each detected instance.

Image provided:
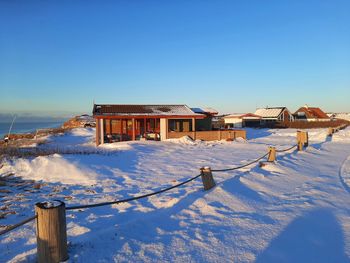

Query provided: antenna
[6,114,17,141]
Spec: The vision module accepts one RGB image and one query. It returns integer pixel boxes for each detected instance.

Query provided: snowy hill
[1,127,350,262]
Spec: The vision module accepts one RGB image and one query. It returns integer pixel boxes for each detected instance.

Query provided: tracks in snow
[339,155,350,194]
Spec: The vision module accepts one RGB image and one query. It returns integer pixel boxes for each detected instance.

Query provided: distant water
[0,122,63,138]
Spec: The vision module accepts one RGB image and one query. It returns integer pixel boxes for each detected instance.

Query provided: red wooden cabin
[93,104,205,145]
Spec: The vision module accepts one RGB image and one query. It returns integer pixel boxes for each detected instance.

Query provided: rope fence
[0,127,346,262]
[66,173,202,211]
[211,152,269,172]
[0,215,36,236]
[276,144,297,153]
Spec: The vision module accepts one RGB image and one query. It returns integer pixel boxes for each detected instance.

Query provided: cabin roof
[93,104,204,117]
[224,113,261,119]
[294,107,329,119]
[191,107,219,115]
[254,107,287,118]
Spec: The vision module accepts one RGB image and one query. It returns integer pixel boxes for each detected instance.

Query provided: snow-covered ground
[1,127,350,262]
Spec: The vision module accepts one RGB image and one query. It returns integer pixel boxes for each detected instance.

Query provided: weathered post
[267,146,276,162]
[328,127,333,137]
[200,167,216,191]
[35,200,68,263]
[301,131,308,147]
[296,131,303,151]
[297,141,303,151]
[297,131,301,150]
[297,130,308,148]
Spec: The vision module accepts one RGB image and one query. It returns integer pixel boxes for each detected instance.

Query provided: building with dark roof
[254,107,294,127]
[92,104,205,145]
[191,107,218,131]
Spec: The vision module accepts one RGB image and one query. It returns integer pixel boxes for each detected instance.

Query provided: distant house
[254,107,294,126]
[191,107,218,131]
[211,115,227,130]
[294,105,330,121]
[224,113,261,128]
[93,104,205,145]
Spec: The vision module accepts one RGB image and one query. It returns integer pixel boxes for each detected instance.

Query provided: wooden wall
[167,130,246,141]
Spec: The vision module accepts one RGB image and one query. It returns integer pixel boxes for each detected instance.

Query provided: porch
[96,117,196,145]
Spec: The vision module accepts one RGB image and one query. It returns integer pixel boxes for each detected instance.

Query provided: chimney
[304,104,308,109]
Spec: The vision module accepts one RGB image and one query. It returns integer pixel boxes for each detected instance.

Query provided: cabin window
[168,119,192,132]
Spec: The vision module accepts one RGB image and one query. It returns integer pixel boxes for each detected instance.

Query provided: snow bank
[70,128,95,137]
[2,154,97,185]
[98,141,134,150]
[332,127,350,143]
[307,129,328,142]
[44,128,95,147]
[166,136,197,145]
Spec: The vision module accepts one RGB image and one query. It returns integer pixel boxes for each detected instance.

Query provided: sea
[0,122,63,138]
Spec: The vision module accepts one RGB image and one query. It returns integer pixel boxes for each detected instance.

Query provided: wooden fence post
[297,141,303,151]
[200,167,216,190]
[297,131,308,150]
[267,146,276,162]
[297,130,301,143]
[35,200,68,263]
[301,131,308,147]
[328,127,333,137]
[297,131,303,151]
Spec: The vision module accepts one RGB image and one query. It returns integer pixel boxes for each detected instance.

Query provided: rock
[33,183,42,189]
[259,161,267,168]
[62,115,95,129]
[0,189,11,193]
[0,211,16,219]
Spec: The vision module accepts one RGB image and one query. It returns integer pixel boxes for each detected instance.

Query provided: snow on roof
[224,113,261,119]
[93,104,204,117]
[191,107,218,115]
[254,107,286,118]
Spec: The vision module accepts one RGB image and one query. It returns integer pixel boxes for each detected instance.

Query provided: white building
[224,113,261,128]
[254,107,294,125]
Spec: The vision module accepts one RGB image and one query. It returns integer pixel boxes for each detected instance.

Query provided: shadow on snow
[255,208,350,263]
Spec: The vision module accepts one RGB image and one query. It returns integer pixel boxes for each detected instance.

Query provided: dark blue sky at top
[0,0,349,116]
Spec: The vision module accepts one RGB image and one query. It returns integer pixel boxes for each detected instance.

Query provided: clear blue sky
[0,0,349,116]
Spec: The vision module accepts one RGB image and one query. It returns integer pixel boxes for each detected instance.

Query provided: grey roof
[254,107,287,119]
[93,104,204,117]
[191,107,218,115]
